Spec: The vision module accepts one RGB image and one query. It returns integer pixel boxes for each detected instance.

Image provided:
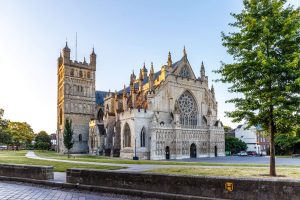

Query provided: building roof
[96,91,109,105]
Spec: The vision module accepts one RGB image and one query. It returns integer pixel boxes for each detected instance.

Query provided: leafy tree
[224,126,232,134]
[63,118,74,158]
[7,122,34,150]
[35,131,51,150]
[0,109,8,134]
[0,109,11,146]
[217,0,300,176]
[275,134,300,155]
[225,136,248,154]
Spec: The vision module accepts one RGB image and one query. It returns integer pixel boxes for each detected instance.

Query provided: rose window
[178,91,198,125]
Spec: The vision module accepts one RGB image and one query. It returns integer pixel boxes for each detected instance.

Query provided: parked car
[238,151,248,156]
[247,151,257,156]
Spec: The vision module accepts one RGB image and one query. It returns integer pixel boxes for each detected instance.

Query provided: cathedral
[57,42,225,160]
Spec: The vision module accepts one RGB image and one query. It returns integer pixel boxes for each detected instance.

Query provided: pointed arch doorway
[165,146,170,160]
[190,143,197,158]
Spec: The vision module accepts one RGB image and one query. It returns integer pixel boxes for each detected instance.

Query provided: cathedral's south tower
[57,42,96,153]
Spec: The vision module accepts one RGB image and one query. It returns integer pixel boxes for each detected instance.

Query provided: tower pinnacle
[167,51,172,67]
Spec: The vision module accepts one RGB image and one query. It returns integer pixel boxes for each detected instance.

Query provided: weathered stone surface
[67,169,300,200]
[0,164,53,180]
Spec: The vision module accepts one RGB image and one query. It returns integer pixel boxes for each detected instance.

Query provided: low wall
[0,164,54,180]
[67,169,300,200]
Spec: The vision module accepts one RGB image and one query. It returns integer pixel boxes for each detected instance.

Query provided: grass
[34,150,300,168]
[145,167,300,179]
[0,150,125,172]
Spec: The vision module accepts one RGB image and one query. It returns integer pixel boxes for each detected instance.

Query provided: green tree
[217,0,300,176]
[0,109,11,146]
[35,131,51,150]
[7,122,35,150]
[275,134,300,155]
[63,118,74,158]
[225,136,248,154]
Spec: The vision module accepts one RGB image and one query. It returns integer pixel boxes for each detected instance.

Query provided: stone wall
[67,169,300,200]
[0,164,53,180]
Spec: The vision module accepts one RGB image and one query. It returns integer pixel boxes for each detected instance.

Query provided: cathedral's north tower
[57,42,96,153]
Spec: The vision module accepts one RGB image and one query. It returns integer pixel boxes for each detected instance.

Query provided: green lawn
[0,150,125,172]
[146,167,300,179]
[34,150,278,167]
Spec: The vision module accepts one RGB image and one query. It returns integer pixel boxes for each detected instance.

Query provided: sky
[0,0,299,134]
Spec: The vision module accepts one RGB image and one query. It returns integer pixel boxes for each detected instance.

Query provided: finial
[139,68,143,80]
[83,57,86,63]
[183,46,187,57]
[167,51,172,66]
[91,47,95,55]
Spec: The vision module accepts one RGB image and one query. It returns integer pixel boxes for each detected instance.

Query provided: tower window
[79,134,82,142]
[141,127,146,147]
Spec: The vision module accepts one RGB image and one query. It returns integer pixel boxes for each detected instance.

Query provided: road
[0,181,159,200]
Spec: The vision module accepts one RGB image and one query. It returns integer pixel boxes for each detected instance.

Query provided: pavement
[0,181,158,200]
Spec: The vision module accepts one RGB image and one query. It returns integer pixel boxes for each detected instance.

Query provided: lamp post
[133,137,139,160]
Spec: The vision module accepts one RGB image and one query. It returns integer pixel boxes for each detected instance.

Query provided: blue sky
[0,0,299,133]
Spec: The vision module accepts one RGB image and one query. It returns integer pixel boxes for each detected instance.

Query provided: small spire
[201,61,205,78]
[167,51,172,67]
[91,47,96,55]
[139,69,143,80]
[183,46,187,57]
[63,40,70,51]
[151,62,154,73]
[83,57,87,64]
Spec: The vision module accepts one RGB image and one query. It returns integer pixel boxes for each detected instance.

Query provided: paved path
[0,181,157,200]
[25,151,175,172]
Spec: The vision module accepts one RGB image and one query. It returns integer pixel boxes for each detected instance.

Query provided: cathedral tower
[57,42,96,153]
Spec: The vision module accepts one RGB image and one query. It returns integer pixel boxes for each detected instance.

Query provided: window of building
[70,69,74,77]
[179,66,190,78]
[123,123,131,147]
[87,71,91,79]
[141,127,146,147]
[177,91,198,125]
[79,134,82,142]
[79,70,83,78]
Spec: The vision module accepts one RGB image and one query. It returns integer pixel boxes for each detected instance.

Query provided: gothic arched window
[79,70,83,78]
[123,123,131,147]
[79,134,82,142]
[140,127,146,147]
[70,69,74,77]
[97,108,104,122]
[179,66,190,78]
[177,91,198,125]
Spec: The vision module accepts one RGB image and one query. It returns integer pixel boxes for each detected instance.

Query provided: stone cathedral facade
[57,43,225,160]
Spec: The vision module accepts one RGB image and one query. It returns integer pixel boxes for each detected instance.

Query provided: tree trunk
[269,105,276,176]
[68,149,70,158]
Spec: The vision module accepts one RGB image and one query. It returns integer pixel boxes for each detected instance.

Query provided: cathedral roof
[96,91,108,105]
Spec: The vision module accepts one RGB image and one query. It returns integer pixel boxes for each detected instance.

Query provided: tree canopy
[7,121,35,149]
[35,131,51,150]
[225,136,248,154]
[217,0,300,176]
